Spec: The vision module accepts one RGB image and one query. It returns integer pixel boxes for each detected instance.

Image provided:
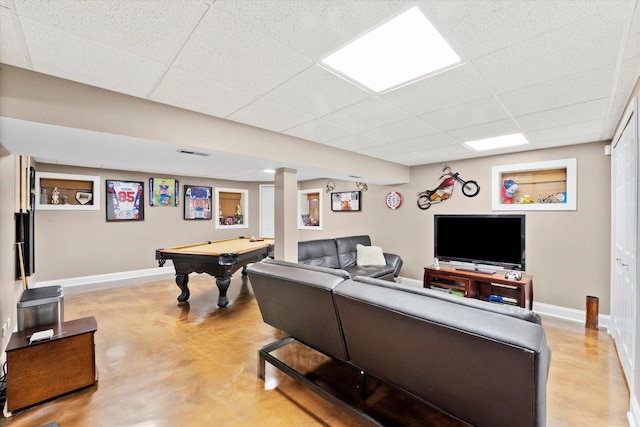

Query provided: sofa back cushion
[333,279,550,427]
[246,261,348,360]
[353,276,542,324]
[298,238,340,269]
[335,235,372,268]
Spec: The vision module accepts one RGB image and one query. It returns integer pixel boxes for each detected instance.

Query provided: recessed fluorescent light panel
[464,133,529,151]
[321,6,460,93]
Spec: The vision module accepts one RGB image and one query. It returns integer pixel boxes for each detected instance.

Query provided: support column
[274,168,298,262]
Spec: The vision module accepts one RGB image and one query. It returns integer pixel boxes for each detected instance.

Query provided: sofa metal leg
[359,370,367,400]
[258,337,383,427]
[258,336,295,379]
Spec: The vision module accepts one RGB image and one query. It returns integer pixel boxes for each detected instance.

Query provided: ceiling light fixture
[464,133,529,151]
[321,6,461,93]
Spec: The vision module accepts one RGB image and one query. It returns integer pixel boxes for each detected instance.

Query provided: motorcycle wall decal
[417,165,480,210]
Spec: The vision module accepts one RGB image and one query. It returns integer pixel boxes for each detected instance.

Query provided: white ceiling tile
[515,98,609,132]
[260,65,370,117]
[321,97,411,133]
[362,118,439,143]
[20,18,166,97]
[1,0,638,179]
[526,120,605,144]
[228,99,315,132]
[380,151,430,165]
[615,56,640,97]
[391,132,458,152]
[382,64,493,115]
[14,0,208,65]
[498,66,614,117]
[473,3,632,94]
[418,0,631,60]
[150,68,257,119]
[623,5,640,59]
[419,97,510,131]
[0,8,28,68]
[360,133,455,158]
[533,133,604,149]
[212,0,412,59]
[445,119,521,143]
[609,92,634,127]
[404,144,474,166]
[172,7,313,97]
[284,119,353,143]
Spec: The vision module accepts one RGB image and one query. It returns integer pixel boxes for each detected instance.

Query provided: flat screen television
[434,214,525,272]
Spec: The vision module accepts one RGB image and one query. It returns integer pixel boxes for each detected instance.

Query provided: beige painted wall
[300,141,611,314]
[0,149,28,354]
[33,162,264,281]
[25,140,610,316]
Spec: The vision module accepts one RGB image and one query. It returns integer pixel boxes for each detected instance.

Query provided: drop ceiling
[0,0,639,183]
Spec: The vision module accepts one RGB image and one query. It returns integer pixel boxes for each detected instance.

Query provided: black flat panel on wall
[15,211,35,279]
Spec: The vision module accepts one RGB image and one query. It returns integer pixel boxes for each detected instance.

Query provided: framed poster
[331,191,361,212]
[184,185,212,220]
[106,180,144,221]
[149,177,179,207]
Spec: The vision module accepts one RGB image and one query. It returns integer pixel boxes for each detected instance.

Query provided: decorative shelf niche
[298,188,323,230]
[215,188,248,229]
[35,172,100,210]
[492,158,577,211]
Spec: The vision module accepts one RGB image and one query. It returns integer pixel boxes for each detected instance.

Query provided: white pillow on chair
[356,244,386,266]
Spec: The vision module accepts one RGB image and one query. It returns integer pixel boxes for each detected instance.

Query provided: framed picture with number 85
[106,180,145,221]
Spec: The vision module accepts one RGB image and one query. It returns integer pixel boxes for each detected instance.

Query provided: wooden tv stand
[423,265,533,309]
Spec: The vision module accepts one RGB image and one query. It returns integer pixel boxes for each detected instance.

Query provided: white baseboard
[35,273,609,330]
[32,267,176,292]
[397,277,610,329]
[35,273,612,329]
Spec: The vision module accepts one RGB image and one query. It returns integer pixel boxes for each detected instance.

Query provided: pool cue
[17,242,27,290]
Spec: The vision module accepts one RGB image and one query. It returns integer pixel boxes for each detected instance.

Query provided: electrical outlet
[1,318,9,337]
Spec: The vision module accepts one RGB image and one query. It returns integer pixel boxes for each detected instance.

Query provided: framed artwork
[106,180,144,221]
[184,185,212,220]
[149,177,179,207]
[331,191,361,212]
[491,158,577,211]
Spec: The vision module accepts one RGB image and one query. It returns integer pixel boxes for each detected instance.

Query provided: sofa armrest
[383,253,403,277]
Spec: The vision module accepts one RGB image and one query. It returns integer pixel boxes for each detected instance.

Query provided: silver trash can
[17,286,64,331]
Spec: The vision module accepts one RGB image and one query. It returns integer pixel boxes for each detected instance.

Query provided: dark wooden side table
[5,316,98,413]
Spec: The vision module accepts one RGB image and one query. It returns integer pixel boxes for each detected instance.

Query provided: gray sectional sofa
[246,259,551,427]
[297,234,403,280]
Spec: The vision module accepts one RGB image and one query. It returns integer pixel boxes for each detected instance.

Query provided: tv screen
[434,214,525,271]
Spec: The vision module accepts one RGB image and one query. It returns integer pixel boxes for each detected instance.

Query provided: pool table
[156,237,274,307]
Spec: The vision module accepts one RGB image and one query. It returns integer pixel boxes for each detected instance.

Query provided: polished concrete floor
[0,273,631,426]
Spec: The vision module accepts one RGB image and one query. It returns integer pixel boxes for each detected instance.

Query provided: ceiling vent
[177,149,211,157]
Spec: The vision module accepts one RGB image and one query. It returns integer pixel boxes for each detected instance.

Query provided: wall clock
[385,191,402,209]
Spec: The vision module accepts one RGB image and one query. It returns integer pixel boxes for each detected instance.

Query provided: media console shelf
[424,265,533,309]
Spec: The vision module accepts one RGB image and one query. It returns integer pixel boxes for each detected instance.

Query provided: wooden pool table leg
[215,276,231,307]
[175,273,191,303]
